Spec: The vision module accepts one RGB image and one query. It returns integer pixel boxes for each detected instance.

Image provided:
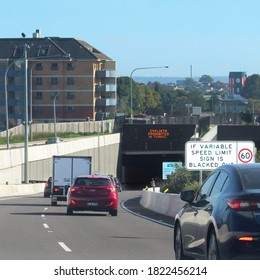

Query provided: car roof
[217,163,260,172]
[75,175,111,179]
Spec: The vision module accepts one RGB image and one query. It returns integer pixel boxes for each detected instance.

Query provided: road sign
[162,162,182,179]
[185,141,255,170]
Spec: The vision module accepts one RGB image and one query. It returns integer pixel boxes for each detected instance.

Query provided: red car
[67,175,118,216]
[44,177,52,198]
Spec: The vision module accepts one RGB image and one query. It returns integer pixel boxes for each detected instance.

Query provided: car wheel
[67,207,73,215]
[174,224,186,260]
[110,209,118,216]
[207,231,219,260]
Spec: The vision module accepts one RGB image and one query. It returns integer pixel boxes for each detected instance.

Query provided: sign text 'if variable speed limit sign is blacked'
[185,141,255,170]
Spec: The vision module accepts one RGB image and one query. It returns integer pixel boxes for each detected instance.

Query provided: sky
[2,0,260,78]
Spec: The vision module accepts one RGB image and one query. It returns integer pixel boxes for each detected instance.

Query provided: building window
[66,63,74,70]
[37,46,49,57]
[8,77,15,84]
[35,92,43,99]
[51,63,58,70]
[51,92,59,99]
[8,91,15,99]
[67,106,74,113]
[51,77,58,85]
[67,92,74,99]
[36,78,43,85]
[35,63,43,70]
[13,47,24,58]
[67,77,74,85]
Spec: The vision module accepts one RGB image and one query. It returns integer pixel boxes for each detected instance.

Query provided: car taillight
[53,187,59,192]
[108,187,117,193]
[227,199,260,210]
[238,236,254,242]
[70,187,76,192]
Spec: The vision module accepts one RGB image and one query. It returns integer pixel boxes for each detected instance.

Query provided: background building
[228,71,247,96]
[0,30,116,130]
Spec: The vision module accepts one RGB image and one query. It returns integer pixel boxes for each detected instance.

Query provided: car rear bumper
[67,197,118,212]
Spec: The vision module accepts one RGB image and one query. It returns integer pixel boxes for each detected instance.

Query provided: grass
[0,132,99,145]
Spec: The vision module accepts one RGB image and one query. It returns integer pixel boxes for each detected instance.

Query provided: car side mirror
[180,190,195,203]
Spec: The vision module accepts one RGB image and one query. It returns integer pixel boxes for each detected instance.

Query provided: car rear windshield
[74,178,111,187]
[240,168,260,190]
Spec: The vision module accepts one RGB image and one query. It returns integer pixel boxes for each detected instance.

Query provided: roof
[0,37,113,61]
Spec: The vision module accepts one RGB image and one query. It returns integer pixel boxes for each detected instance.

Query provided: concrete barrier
[0,183,44,197]
[140,188,186,218]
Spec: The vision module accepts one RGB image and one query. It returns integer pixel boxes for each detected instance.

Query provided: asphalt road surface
[0,190,175,260]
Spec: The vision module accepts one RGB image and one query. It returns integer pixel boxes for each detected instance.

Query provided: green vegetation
[157,164,209,194]
[0,132,98,145]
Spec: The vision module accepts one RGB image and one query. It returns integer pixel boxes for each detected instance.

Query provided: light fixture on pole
[4,58,24,149]
[130,66,169,119]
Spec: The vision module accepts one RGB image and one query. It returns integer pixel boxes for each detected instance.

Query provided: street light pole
[24,44,30,184]
[53,93,59,142]
[29,64,36,141]
[130,66,169,119]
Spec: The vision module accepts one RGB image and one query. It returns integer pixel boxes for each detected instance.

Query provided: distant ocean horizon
[133,76,228,84]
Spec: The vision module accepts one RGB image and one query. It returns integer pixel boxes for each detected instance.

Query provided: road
[0,190,174,260]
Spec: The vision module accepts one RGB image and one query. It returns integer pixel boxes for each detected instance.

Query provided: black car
[174,163,260,260]
[44,177,52,198]
[108,175,123,192]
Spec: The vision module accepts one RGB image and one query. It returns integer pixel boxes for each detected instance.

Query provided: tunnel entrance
[121,153,184,186]
[120,123,196,188]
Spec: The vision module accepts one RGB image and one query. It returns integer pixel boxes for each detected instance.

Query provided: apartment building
[0,30,116,130]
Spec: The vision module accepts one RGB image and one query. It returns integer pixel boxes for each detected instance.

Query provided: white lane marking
[43,223,49,229]
[43,208,48,211]
[58,242,72,252]
[41,214,45,218]
[120,200,174,228]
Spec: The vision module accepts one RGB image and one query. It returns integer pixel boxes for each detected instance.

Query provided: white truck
[51,155,92,206]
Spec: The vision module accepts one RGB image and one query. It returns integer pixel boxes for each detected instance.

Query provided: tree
[241,74,260,99]
[240,110,252,124]
[199,74,213,84]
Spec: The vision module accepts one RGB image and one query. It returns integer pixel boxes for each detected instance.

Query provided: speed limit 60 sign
[185,141,255,170]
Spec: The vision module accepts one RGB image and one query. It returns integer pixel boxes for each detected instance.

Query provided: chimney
[33,29,41,38]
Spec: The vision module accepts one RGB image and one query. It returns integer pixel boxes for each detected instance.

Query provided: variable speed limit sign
[185,141,255,170]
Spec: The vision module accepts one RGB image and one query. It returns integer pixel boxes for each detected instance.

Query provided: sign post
[185,141,255,171]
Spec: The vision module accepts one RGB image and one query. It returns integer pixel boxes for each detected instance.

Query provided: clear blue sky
[2,0,260,78]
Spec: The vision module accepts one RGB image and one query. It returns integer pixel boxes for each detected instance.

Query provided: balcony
[95,84,116,92]
[95,98,116,107]
[95,70,116,78]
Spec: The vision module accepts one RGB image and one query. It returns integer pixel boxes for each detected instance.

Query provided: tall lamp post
[130,66,168,119]
[24,44,30,184]
[53,92,59,142]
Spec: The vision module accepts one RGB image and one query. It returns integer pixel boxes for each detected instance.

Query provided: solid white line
[58,242,72,252]
[43,223,49,229]
[120,200,174,228]
[41,214,45,218]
